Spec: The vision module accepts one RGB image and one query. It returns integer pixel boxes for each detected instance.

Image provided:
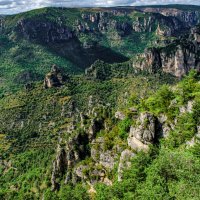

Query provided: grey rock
[128,112,156,151]
[51,145,67,191]
[91,137,104,162]
[180,100,194,114]
[115,111,126,120]
[133,43,200,77]
[118,149,135,181]
[99,151,115,169]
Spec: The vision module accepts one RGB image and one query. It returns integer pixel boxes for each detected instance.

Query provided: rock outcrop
[51,145,67,191]
[157,114,174,138]
[139,7,200,27]
[17,19,73,43]
[180,100,194,114]
[74,163,112,186]
[91,137,117,170]
[128,112,158,151]
[51,131,90,190]
[133,32,200,77]
[190,25,200,43]
[118,149,135,181]
[15,7,193,45]
[134,48,162,74]
[44,65,67,88]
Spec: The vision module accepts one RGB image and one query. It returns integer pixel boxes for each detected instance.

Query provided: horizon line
[1,3,200,16]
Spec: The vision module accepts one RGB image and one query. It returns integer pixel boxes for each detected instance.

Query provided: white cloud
[0,0,199,15]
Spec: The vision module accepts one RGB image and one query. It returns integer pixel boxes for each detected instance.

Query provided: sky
[0,0,200,15]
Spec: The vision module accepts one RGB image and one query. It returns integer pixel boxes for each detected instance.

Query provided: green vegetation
[94,71,200,200]
[0,6,170,95]
[95,147,200,200]
[0,71,176,199]
[1,70,200,199]
[0,37,81,95]
[0,5,200,200]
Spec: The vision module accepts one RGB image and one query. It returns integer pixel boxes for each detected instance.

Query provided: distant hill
[1,5,200,200]
[0,5,199,94]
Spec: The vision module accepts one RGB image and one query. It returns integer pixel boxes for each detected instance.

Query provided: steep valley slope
[0,5,200,94]
[0,5,200,200]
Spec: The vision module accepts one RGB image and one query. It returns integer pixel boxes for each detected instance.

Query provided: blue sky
[0,0,200,15]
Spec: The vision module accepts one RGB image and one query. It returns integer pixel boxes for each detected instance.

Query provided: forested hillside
[0,5,200,200]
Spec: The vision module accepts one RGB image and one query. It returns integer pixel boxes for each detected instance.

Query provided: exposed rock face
[160,45,199,77]
[118,149,135,181]
[99,151,115,169]
[88,118,104,141]
[51,132,90,190]
[132,16,155,33]
[156,23,173,37]
[134,48,162,73]
[131,12,184,36]
[51,145,67,191]
[44,65,67,88]
[158,114,173,138]
[139,8,200,27]
[79,11,131,34]
[128,112,157,151]
[17,19,73,43]
[190,26,200,43]
[15,8,191,45]
[134,40,200,77]
[91,137,120,170]
[75,163,112,186]
[91,137,104,162]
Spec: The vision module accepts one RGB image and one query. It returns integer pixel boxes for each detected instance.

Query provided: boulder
[17,19,73,43]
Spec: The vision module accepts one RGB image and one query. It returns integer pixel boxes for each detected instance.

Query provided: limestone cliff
[17,19,74,43]
[139,7,200,27]
[12,7,193,45]
[133,25,200,77]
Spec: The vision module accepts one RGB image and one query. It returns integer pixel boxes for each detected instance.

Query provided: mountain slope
[1,5,200,95]
[1,67,200,199]
[1,5,200,200]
